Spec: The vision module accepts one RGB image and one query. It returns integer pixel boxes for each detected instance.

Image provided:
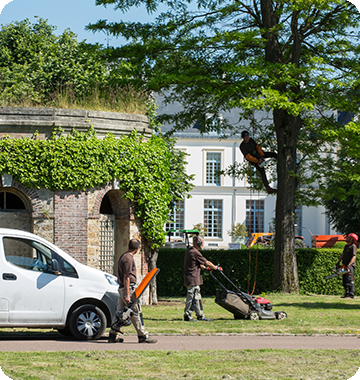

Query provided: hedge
[156,247,359,297]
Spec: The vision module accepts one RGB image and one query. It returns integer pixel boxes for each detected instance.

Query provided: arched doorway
[98,190,139,276]
[0,188,32,231]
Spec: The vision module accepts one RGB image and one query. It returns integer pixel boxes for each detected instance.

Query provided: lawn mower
[208,268,287,320]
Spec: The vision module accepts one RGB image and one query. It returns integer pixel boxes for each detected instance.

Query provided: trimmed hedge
[157,247,359,296]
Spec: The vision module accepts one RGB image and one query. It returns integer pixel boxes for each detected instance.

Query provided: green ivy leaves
[0,128,184,248]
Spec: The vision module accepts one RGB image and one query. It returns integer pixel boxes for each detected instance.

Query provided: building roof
[155,93,256,139]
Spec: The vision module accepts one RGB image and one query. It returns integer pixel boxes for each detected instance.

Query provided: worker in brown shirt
[184,235,220,322]
[108,239,157,343]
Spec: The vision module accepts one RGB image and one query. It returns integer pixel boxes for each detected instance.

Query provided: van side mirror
[51,259,61,275]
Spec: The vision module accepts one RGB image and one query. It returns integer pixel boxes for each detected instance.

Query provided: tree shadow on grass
[145,317,235,322]
[275,302,360,310]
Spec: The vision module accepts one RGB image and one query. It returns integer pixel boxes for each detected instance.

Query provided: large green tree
[88,0,360,292]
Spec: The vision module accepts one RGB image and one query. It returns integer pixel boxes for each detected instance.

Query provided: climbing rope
[246,121,260,296]
[247,164,259,296]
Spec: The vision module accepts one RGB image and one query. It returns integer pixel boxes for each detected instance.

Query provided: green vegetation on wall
[0,18,149,114]
[157,248,358,296]
[0,128,190,248]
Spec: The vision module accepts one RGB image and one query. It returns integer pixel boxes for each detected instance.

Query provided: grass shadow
[275,302,360,310]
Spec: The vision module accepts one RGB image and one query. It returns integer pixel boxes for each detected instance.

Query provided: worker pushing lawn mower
[208,267,287,320]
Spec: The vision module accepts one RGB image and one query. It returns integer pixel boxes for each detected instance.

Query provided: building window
[246,200,264,234]
[0,191,26,211]
[204,199,223,238]
[206,152,221,186]
[205,113,223,135]
[166,200,185,237]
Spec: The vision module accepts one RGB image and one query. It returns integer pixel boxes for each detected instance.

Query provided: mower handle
[207,266,244,294]
[206,266,222,271]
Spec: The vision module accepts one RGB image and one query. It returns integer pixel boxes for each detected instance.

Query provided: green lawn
[0,350,359,380]
[141,294,360,335]
[0,294,359,380]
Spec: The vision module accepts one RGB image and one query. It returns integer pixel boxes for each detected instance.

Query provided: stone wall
[0,107,152,140]
[0,107,152,303]
[1,175,145,275]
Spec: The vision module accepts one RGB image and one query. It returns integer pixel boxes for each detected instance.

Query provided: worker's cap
[193,235,204,249]
[348,233,358,242]
[241,130,249,138]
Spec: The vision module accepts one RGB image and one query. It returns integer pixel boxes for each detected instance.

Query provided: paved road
[0,334,359,351]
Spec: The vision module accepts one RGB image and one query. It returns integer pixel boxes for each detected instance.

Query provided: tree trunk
[273,109,301,292]
[148,247,159,305]
[260,0,302,293]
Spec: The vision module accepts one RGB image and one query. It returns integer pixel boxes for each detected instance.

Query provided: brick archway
[0,176,53,237]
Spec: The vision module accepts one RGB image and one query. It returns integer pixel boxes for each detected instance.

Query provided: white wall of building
[170,136,335,249]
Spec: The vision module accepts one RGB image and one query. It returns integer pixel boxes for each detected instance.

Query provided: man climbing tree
[88,0,360,292]
[239,130,277,194]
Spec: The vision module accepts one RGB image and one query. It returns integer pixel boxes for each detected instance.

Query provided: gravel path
[0,334,359,351]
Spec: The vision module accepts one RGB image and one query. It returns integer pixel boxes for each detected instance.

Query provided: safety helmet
[241,130,249,138]
[348,233,358,242]
[193,235,204,249]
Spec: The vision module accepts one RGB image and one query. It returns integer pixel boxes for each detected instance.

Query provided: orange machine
[246,233,273,248]
[311,235,346,248]
[113,268,160,333]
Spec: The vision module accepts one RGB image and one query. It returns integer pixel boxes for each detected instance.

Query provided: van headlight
[105,274,118,286]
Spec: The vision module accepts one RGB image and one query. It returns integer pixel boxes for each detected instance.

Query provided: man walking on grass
[183,235,220,322]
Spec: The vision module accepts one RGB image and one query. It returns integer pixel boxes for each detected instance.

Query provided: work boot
[267,186,277,194]
[184,315,197,322]
[108,332,124,343]
[197,316,211,322]
[138,335,157,343]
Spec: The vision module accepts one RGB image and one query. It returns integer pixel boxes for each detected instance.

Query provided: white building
[158,97,336,248]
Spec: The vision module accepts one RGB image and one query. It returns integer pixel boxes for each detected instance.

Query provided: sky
[0,0,159,47]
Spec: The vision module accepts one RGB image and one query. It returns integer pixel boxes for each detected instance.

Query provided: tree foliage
[0,18,149,114]
[322,118,360,236]
[88,0,360,292]
[0,128,193,248]
[323,178,360,237]
[227,223,248,238]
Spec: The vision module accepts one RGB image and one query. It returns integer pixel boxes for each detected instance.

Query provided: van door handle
[3,273,17,281]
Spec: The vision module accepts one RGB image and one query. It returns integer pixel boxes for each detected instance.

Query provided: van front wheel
[69,304,107,340]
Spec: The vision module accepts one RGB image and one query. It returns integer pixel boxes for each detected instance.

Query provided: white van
[0,228,119,340]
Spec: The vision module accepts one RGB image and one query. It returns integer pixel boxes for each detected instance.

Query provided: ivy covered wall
[0,127,176,249]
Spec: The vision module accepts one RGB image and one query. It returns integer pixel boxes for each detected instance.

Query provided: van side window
[4,237,54,273]
[54,253,78,278]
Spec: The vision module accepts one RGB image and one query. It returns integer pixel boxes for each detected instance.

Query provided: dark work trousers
[342,266,355,298]
[250,152,278,188]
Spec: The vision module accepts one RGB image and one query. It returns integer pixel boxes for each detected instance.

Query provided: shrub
[332,242,347,249]
[0,18,149,114]
[157,247,359,296]
[227,223,248,238]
